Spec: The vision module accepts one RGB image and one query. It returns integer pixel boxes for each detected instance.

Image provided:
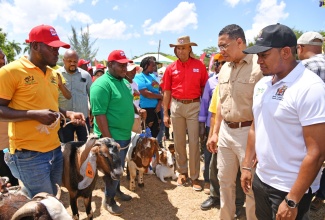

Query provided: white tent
[132,53,174,64]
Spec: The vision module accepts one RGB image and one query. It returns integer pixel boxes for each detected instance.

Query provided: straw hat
[169,36,198,47]
[170,36,197,59]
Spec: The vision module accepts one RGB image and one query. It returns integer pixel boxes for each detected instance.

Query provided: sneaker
[115,191,132,201]
[203,182,210,194]
[192,179,202,191]
[311,197,324,211]
[177,174,187,186]
[102,196,123,216]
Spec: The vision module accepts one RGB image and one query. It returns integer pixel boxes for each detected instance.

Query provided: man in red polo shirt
[161,36,208,191]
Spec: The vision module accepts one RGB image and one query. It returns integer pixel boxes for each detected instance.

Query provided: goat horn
[11,201,38,220]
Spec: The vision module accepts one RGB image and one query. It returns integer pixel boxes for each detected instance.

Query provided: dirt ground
[60,140,325,220]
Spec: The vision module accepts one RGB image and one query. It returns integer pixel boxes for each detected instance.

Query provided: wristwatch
[284,196,299,208]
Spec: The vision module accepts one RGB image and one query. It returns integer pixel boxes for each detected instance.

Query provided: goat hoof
[73,214,79,220]
[138,183,144,187]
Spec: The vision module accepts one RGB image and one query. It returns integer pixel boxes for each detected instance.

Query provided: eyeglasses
[218,42,232,51]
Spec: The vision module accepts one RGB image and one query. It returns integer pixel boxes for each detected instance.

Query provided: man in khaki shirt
[207,24,263,219]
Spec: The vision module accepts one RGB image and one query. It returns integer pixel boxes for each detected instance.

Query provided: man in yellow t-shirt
[0,24,85,198]
[0,49,19,187]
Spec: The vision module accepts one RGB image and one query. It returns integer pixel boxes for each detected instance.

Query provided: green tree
[0,28,21,62]
[22,42,30,54]
[201,46,219,67]
[68,25,98,61]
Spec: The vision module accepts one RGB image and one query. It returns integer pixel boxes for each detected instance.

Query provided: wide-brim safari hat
[169,36,198,47]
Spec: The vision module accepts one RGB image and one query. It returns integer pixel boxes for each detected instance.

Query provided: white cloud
[149,40,158,46]
[142,2,198,35]
[113,5,119,10]
[87,19,136,40]
[62,10,93,24]
[225,0,252,7]
[245,0,289,44]
[91,0,99,6]
[0,0,92,34]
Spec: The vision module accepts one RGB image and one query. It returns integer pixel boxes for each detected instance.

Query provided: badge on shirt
[193,68,199,73]
[272,85,287,101]
[133,89,140,100]
[172,70,180,75]
[151,80,159,88]
[24,75,38,85]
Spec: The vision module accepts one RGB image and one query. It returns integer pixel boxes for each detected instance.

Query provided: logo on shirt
[193,68,199,73]
[254,87,265,97]
[133,89,140,100]
[50,76,57,84]
[172,70,180,75]
[151,80,159,89]
[272,85,287,100]
[24,75,37,85]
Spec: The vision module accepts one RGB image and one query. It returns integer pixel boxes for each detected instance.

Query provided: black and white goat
[0,176,71,220]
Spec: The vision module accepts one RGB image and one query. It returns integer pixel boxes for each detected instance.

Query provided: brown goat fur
[126,135,160,191]
[62,137,123,219]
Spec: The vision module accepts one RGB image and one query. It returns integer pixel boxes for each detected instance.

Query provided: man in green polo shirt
[90,50,134,216]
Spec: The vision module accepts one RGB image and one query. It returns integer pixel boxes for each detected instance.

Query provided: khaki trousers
[217,120,257,220]
[170,99,200,180]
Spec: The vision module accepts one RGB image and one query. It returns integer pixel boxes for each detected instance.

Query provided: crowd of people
[0,22,324,220]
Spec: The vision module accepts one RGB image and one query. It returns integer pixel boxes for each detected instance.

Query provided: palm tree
[8,40,21,56]
[22,42,30,54]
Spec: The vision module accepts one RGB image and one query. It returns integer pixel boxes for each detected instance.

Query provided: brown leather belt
[173,97,200,104]
[224,120,253,129]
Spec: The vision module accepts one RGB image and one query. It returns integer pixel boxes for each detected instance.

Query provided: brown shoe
[311,197,324,211]
[203,182,210,194]
[177,174,187,186]
[192,179,202,191]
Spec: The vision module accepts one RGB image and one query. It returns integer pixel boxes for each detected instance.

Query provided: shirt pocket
[236,76,256,99]
[218,78,230,102]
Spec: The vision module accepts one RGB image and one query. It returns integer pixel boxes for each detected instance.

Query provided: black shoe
[200,196,220,210]
[235,207,242,218]
[102,196,123,216]
[116,190,132,201]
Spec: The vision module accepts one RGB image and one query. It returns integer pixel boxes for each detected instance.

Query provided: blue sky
[0,0,324,61]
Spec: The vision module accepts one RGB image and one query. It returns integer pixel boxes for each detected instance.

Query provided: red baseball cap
[96,63,106,69]
[25,24,70,49]
[78,59,90,67]
[107,50,132,64]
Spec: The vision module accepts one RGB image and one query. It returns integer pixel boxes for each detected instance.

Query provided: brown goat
[62,136,123,220]
[126,133,160,191]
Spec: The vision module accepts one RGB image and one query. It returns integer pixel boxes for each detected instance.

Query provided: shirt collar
[228,54,253,68]
[274,61,301,84]
[19,56,36,69]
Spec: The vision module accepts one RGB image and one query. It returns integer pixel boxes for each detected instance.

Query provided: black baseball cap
[243,23,297,54]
